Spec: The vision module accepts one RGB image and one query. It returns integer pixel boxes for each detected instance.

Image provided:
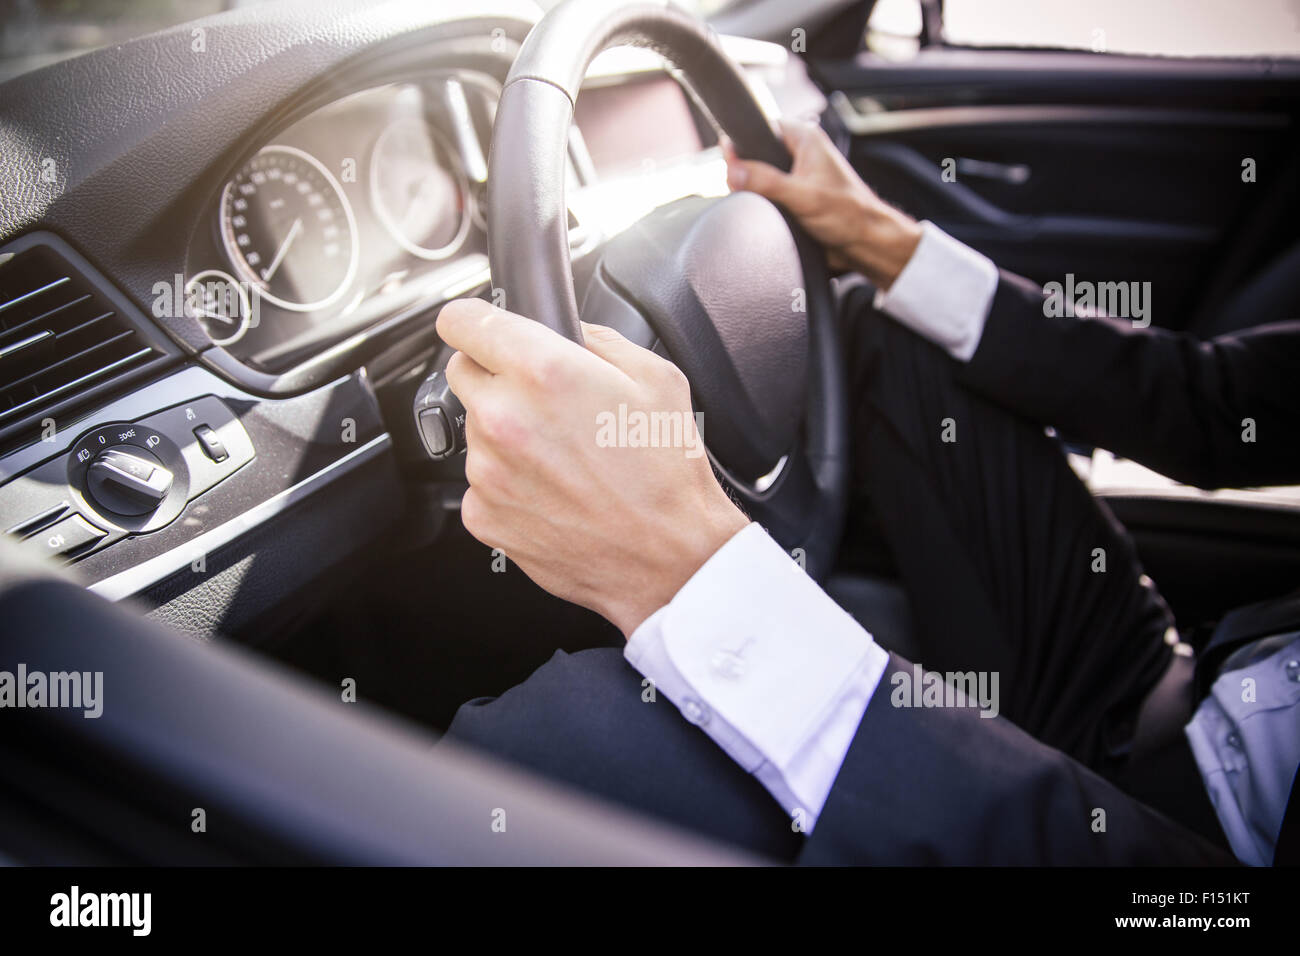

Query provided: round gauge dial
[219,144,359,312]
[184,269,253,347]
[369,119,471,261]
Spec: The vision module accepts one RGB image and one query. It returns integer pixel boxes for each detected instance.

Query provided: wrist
[608,498,749,639]
[846,203,922,290]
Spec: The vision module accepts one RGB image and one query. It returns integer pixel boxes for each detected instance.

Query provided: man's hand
[437,299,750,638]
[723,118,922,288]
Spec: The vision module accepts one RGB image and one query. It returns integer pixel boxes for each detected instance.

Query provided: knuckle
[444,351,469,388]
[529,352,571,391]
[474,402,507,443]
[652,356,690,395]
[583,323,623,345]
[474,399,525,449]
[463,449,503,493]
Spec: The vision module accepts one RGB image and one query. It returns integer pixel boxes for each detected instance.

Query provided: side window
[864,0,924,60]
[944,0,1300,58]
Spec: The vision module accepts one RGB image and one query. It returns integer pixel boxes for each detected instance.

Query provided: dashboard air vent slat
[0,244,158,427]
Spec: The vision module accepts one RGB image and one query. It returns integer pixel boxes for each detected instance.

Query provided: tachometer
[369,119,471,261]
[219,145,359,312]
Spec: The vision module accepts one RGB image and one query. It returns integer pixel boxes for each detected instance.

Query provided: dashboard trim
[184,46,527,397]
[0,364,325,483]
[89,431,392,602]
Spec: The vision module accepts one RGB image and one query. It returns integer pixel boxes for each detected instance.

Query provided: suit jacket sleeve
[955,271,1300,489]
[798,654,1235,865]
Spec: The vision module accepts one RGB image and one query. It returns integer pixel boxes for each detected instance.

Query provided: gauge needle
[260,217,303,282]
[404,175,442,223]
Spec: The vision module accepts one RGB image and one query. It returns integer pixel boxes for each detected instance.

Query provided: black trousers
[445,291,1209,860]
[837,281,1175,773]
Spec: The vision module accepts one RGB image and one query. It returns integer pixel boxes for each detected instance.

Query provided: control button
[192,424,229,463]
[17,514,105,560]
[416,406,453,458]
[86,446,173,516]
[411,368,465,459]
[6,502,70,539]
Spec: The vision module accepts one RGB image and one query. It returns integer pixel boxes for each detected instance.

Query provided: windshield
[0,0,747,85]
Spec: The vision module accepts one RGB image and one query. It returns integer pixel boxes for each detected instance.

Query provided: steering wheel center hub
[596,193,809,481]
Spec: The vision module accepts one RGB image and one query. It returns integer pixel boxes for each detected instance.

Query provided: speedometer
[219,144,359,312]
[369,119,471,261]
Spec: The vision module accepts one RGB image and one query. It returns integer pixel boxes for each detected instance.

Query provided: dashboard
[0,0,819,641]
[183,61,726,382]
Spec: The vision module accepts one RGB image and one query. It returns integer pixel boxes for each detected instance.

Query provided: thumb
[580,321,658,376]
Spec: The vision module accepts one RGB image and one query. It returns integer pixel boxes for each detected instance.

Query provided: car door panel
[807,42,1300,623]
[810,49,1300,330]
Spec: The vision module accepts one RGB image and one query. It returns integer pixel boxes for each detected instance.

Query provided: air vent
[0,241,161,430]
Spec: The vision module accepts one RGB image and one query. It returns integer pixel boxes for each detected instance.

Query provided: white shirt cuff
[872,220,999,362]
[624,523,888,833]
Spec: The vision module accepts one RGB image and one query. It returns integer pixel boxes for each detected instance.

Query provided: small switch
[416,406,452,458]
[105,451,156,482]
[6,502,70,539]
[17,514,105,560]
[193,424,229,463]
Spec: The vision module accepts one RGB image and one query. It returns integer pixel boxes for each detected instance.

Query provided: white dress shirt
[1185,633,1300,866]
[624,221,1298,862]
[625,523,888,832]
[870,220,999,361]
[627,222,997,834]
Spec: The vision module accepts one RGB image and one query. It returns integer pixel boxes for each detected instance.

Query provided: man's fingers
[436,297,584,376]
[722,133,795,202]
[724,120,823,202]
[579,322,656,379]
[443,349,493,406]
[726,154,793,204]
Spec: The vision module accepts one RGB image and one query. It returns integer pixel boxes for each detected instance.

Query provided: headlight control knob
[86,445,174,516]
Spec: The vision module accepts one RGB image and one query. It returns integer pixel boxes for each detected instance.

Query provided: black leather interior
[0,543,752,864]
[1200,240,1300,336]
[596,194,808,480]
[0,0,539,356]
[813,47,1300,333]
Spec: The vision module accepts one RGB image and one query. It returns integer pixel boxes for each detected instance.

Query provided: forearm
[841,200,923,290]
[857,219,1300,488]
[957,271,1300,489]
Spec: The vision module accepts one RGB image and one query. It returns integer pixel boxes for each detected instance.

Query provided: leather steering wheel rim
[485,0,851,580]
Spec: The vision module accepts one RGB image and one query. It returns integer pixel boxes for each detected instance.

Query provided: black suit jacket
[800,273,1300,865]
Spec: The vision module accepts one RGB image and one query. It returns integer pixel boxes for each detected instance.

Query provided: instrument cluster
[187,73,499,373]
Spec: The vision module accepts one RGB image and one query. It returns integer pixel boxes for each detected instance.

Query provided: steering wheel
[486,0,850,581]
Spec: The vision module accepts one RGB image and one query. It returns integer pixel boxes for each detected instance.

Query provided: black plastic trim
[0,232,181,456]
